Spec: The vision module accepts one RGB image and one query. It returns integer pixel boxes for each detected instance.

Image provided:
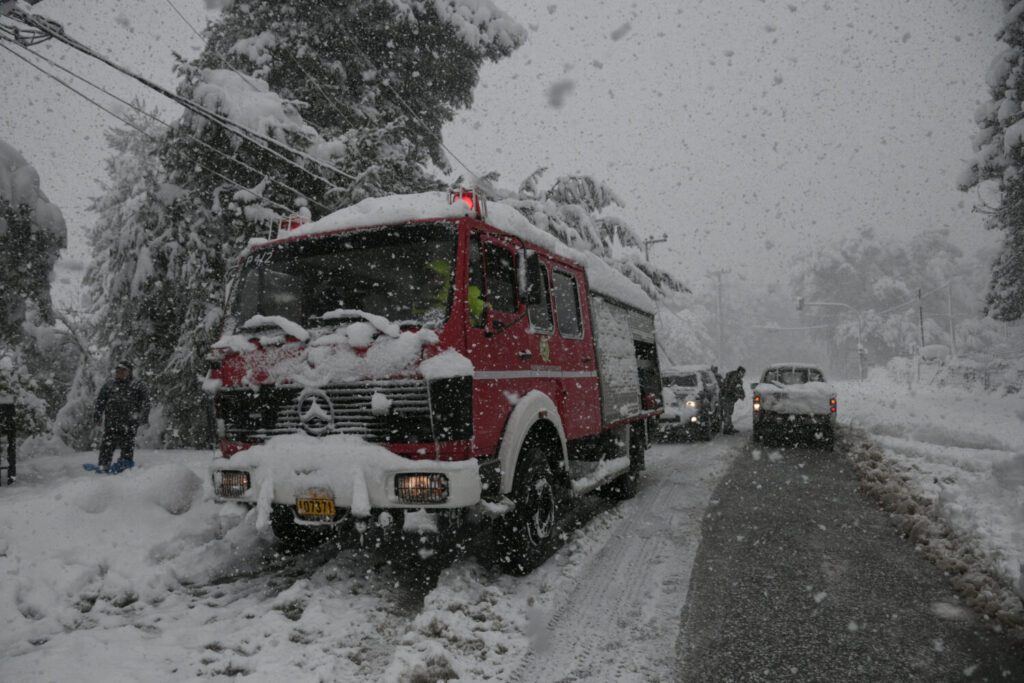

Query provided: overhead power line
[4,7,361,190]
[1,40,326,215]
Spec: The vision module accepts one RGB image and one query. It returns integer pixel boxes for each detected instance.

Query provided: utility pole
[918,288,925,348]
[643,233,668,262]
[710,269,727,367]
[947,281,956,355]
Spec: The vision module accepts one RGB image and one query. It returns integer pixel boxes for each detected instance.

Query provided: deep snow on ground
[1,367,1022,680]
[0,441,730,682]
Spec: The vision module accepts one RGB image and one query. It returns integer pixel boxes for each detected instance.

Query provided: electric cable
[1,42,294,216]
[162,0,361,135]
[9,7,359,188]
[1,39,327,215]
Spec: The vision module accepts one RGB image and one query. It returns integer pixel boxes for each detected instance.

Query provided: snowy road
[679,435,1024,681]
[507,439,732,682]
[0,440,736,682]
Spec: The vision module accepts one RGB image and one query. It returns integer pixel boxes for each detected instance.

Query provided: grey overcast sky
[442,0,1005,291]
[0,0,1006,303]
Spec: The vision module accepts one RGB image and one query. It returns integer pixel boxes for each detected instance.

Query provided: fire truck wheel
[497,446,559,575]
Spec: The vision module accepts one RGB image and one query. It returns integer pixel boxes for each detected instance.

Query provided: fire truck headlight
[213,470,250,498]
[395,473,450,504]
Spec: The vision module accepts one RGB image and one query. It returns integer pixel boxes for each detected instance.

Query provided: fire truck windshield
[225,222,458,334]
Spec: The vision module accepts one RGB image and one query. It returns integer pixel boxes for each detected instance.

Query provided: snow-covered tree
[0,140,67,437]
[0,140,66,340]
[959,1,1024,321]
[480,169,689,301]
[81,109,222,446]
[793,227,974,371]
[87,2,526,446]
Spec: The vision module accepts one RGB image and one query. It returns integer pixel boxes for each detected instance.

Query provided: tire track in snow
[509,443,734,682]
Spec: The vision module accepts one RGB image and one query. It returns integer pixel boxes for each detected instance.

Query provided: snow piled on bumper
[211,433,481,525]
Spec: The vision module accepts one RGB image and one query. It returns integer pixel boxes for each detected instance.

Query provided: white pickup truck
[750,363,837,449]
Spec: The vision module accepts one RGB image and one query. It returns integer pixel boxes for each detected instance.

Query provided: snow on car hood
[756,381,836,415]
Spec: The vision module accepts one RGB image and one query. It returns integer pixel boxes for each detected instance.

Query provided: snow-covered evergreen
[0,140,68,436]
[960,1,1024,321]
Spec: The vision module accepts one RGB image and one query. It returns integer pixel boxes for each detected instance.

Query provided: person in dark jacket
[720,366,746,434]
[94,360,150,471]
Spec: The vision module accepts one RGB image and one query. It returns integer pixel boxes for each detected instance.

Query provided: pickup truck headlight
[685,399,699,409]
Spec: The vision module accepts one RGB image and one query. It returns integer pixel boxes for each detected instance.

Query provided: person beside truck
[720,365,746,434]
[93,360,150,472]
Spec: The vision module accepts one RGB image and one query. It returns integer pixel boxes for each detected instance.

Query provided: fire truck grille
[219,380,434,444]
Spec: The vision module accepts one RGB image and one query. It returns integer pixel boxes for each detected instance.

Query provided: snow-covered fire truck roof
[250,191,656,314]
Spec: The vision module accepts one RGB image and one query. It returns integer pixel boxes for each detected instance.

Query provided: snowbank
[839,368,1024,640]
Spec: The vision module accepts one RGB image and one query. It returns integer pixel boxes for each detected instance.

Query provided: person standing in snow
[720,366,746,434]
[93,360,150,471]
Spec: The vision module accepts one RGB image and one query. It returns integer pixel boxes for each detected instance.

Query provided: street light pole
[643,233,668,262]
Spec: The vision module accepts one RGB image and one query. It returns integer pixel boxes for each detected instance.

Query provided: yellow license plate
[296,497,336,518]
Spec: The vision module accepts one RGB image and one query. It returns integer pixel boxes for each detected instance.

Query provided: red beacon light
[276,207,311,237]
[448,187,487,219]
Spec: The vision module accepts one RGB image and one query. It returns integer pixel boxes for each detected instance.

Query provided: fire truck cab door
[548,265,601,439]
[465,233,538,457]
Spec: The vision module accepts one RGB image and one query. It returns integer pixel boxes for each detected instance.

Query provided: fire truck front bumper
[210,449,482,514]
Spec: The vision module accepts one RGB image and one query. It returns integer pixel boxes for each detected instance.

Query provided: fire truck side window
[468,236,486,327]
[552,270,582,338]
[527,261,554,333]
[482,242,517,313]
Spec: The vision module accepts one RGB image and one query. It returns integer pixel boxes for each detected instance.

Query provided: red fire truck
[207,189,662,574]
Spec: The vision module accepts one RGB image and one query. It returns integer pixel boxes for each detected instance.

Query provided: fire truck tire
[496,446,559,575]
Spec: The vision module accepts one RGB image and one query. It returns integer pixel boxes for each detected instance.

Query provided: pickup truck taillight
[830,397,837,413]
[752,395,761,411]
